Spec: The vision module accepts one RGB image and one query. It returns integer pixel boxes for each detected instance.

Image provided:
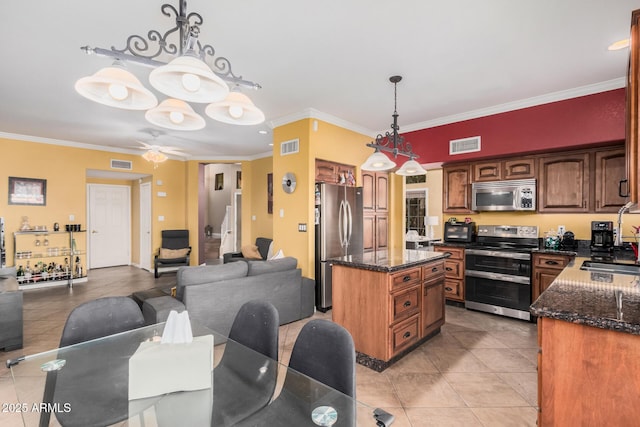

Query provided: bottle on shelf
[24,261,32,283]
[75,256,82,278]
[16,265,24,284]
[64,257,70,280]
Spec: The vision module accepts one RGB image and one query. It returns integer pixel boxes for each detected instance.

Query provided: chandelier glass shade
[148,54,229,103]
[361,75,426,176]
[205,90,266,125]
[75,1,264,132]
[74,63,158,110]
[145,99,206,131]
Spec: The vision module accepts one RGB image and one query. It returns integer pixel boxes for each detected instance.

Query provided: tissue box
[128,335,214,400]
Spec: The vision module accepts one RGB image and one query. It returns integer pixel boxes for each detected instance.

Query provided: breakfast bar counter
[330,249,448,371]
[530,256,640,426]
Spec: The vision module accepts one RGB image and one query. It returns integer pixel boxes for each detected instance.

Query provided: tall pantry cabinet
[362,171,388,252]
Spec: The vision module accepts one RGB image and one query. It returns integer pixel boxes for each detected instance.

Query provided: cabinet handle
[445,267,453,272]
[403,331,411,339]
[445,287,453,292]
[620,179,629,198]
[431,267,438,272]
[545,260,559,265]
[403,301,411,308]
[403,275,411,282]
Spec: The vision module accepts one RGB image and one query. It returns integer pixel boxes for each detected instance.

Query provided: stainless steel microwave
[471,179,536,211]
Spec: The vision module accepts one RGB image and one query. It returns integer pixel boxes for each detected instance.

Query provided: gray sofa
[141,257,315,337]
[0,267,23,351]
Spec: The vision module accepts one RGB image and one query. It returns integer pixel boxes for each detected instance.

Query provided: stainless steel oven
[464,225,538,321]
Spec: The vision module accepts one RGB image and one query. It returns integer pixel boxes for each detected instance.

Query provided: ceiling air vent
[450,136,481,155]
[280,139,299,156]
[111,159,133,170]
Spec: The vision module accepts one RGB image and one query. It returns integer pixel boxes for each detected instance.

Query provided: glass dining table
[6,321,392,427]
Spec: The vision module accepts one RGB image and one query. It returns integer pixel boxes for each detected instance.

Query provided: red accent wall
[404,88,626,164]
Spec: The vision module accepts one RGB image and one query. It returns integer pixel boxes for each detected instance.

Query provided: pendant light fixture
[361,76,426,176]
[145,99,206,131]
[74,61,157,110]
[205,88,266,125]
[75,1,264,132]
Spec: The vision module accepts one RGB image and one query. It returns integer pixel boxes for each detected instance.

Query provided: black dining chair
[40,296,145,427]
[155,229,191,278]
[234,319,356,427]
[212,300,280,426]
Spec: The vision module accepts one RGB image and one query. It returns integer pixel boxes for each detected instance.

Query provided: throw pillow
[159,248,189,259]
[269,249,285,260]
[241,244,262,259]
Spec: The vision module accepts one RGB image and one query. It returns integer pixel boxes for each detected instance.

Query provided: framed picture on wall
[267,173,273,213]
[236,171,242,189]
[215,173,224,191]
[8,177,47,206]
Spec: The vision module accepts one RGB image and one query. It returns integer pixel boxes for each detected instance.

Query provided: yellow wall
[242,156,274,244]
[1,137,188,269]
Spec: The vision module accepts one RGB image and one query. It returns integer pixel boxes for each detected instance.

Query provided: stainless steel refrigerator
[314,183,363,312]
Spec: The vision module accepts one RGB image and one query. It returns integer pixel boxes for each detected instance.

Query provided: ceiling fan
[133,130,189,164]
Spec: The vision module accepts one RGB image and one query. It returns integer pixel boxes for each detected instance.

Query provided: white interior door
[88,184,131,269]
[139,182,152,271]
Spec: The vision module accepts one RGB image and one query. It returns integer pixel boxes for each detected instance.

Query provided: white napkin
[161,310,194,344]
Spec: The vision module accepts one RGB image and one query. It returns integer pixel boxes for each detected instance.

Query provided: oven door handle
[465,249,530,260]
[465,269,530,285]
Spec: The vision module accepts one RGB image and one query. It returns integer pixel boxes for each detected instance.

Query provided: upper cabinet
[444,144,625,214]
[626,9,640,204]
[473,158,536,182]
[443,165,473,213]
[538,152,590,213]
[315,159,356,186]
[362,171,388,252]
[594,148,627,212]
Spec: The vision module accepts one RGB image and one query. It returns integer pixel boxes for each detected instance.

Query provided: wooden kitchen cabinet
[443,165,473,213]
[363,171,388,252]
[626,9,640,205]
[538,152,590,212]
[422,261,446,337]
[595,147,627,212]
[532,252,573,302]
[315,159,355,185]
[433,245,465,302]
[473,158,536,182]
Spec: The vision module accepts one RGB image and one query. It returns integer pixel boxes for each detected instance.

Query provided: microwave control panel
[518,186,535,209]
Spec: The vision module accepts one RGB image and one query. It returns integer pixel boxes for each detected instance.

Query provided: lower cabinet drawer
[390,315,420,357]
[444,278,464,301]
[391,286,421,322]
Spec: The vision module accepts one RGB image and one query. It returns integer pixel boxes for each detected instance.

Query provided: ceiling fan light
[361,151,396,171]
[145,98,205,131]
[149,55,229,103]
[142,150,168,163]
[205,91,265,125]
[75,65,157,110]
[395,159,427,176]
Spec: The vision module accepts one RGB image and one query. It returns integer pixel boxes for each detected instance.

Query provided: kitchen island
[330,249,448,371]
[531,256,640,426]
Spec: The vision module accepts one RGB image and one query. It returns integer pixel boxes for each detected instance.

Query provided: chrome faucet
[616,201,637,247]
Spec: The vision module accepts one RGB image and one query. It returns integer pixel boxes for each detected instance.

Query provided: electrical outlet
[558,225,565,235]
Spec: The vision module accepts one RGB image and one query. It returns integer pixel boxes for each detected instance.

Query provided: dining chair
[40,296,145,427]
[211,300,280,426]
[155,229,191,278]
[234,319,356,426]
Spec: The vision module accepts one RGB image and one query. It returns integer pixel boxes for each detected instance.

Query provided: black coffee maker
[590,221,614,257]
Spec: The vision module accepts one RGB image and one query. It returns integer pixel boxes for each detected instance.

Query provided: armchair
[223,237,272,263]
[155,230,191,278]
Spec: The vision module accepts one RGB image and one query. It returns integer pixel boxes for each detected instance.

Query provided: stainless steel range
[464,225,538,321]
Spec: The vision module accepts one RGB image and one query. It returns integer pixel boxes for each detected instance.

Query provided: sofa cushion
[246,257,297,276]
[176,262,248,300]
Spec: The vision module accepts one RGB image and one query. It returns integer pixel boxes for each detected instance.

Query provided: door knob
[92,230,98,234]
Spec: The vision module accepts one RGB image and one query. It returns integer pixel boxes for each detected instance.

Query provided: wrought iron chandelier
[75,0,264,131]
[361,76,426,176]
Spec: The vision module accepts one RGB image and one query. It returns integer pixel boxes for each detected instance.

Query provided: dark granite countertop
[531,256,640,335]
[328,249,448,273]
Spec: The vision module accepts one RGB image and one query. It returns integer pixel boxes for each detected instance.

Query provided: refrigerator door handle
[338,200,346,248]
[345,200,353,247]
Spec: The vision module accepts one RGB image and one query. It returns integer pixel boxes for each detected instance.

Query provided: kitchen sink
[580,261,640,276]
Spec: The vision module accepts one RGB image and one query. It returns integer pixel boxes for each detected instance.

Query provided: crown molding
[401,78,626,133]
[268,107,377,137]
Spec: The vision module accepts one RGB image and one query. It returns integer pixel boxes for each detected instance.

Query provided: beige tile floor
[0,266,538,426]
